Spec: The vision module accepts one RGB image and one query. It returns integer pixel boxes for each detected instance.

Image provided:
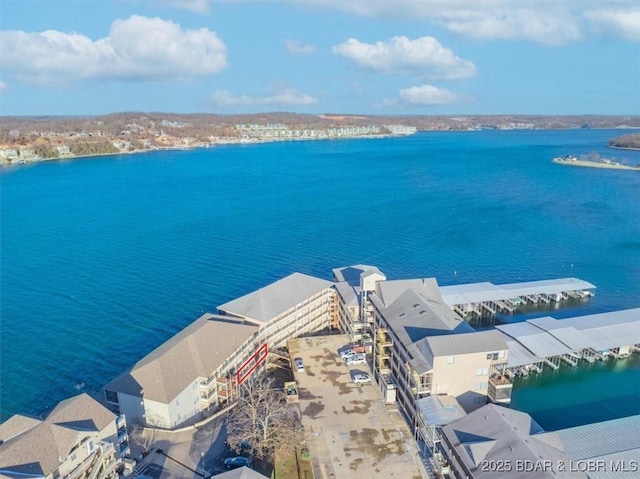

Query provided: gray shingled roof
[48,393,116,432]
[105,314,259,402]
[440,404,585,479]
[373,279,472,350]
[334,281,360,307]
[217,273,333,323]
[0,393,115,478]
[0,422,84,476]
[417,330,508,359]
[0,414,41,443]
[332,264,384,286]
[377,278,442,307]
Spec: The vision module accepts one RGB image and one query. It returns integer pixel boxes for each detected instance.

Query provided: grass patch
[272,448,313,479]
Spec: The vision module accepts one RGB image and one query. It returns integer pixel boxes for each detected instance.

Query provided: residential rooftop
[440,404,585,479]
[217,272,334,323]
[332,264,383,286]
[105,313,258,403]
[414,330,508,372]
[0,393,117,478]
[373,278,473,349]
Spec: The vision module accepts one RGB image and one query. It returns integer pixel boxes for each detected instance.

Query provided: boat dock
[495,308,640,377]
[440,277,596,319]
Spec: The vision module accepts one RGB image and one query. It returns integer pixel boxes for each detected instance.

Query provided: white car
[352,373,371,384]
[294,357,304,372]
[345,353,366,366]
[340,348,355,359]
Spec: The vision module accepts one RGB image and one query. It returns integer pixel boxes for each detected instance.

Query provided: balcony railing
[199,377,217,392]
[488,373,513,404]
[116,414,126,429]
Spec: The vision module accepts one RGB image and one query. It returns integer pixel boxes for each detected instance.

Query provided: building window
[476,368,488,376]
[447,356,455,364]
[105,390,118,403]
[486,352,499,361]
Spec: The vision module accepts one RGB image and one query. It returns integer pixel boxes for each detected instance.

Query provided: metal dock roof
[497,308,640,362]
[440,277,596,306]
[540,415,640,479]
[497,321,575,358]
[504,338,542,368]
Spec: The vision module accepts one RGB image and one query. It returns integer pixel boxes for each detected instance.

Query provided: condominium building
[0,393,129,479]
[105,272,336,430]
[331,266,513,429]
[332,264,386,344]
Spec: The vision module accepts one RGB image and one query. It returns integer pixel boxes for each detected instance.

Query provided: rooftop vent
[399,313,407,318]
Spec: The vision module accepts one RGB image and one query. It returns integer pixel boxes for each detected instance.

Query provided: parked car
[340,345,366,360]
[340,348,355,359]
[352,373,372,384]
[345,353,366,366]
[224,456,252,469]
[294,357,304,372]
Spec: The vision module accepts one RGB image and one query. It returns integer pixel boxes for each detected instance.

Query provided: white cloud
[397,84,463,105]
[307,1,593,45]
[438,7,581,45]
[0,81,7,93]
[284,39,316,55]
[212,88,318,107]
[333,36,476,80]
[161,0,211,15]
[584,8,640,42]
[0,16,227,85]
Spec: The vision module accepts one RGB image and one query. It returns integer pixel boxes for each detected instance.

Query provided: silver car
[352,373,371,384]
[345,353,366,366]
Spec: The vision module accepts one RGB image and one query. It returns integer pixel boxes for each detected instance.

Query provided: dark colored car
[224,456,252,469]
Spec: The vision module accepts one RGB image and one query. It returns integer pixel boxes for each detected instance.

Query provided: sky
[0,0,639,116]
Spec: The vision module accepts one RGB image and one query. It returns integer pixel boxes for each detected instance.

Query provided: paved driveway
[288,335,428,479]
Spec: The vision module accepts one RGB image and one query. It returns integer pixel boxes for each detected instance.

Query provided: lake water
[1,129,639,428]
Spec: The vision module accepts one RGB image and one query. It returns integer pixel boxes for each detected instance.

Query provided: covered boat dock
[439,277,596,319]
[495,308,640,377]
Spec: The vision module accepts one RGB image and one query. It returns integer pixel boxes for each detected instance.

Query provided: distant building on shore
[385,124,418,135]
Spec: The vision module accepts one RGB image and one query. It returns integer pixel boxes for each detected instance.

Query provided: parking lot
[288,335,427,479]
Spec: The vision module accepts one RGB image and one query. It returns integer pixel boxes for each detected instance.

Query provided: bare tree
[226,376,303,463]
[130,423,157,456]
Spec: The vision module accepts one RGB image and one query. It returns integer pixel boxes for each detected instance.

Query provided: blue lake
[1,129,639,428]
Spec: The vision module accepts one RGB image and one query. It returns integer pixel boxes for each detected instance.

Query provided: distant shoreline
[0,133,396,168]
[608,145,640,152]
